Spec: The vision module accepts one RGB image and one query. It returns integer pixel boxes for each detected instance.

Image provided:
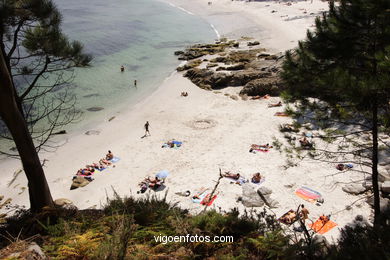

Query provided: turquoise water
[53,0,216,129]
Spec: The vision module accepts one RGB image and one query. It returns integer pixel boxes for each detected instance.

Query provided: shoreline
[0,0,371,241]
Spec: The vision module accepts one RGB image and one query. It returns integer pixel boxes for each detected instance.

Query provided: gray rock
[258,186,273,195]
[85,130,100,135]
[342,183,367,195]
[87,106,104,112]
[312,234,330,247]
[378,170,390,182]
[381,181,390,193]
[366,196,390,212]
[247,41,260,46]
[241,184,265,207]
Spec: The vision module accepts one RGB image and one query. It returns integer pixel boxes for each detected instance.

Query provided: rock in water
[86,107,104,112]
[85,130,100,135]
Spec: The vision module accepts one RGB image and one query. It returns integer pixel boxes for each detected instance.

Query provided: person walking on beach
[300,204,309,223]
[121,65,124,72]
[134,79,137,87]
[144,121,150,136]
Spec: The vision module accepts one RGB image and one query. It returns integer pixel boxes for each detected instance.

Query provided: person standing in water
[120,65,124,72]
[144,121,150,136]
[134,79,137,87]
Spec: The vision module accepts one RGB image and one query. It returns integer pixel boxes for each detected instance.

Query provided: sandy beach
[0,0,372,241]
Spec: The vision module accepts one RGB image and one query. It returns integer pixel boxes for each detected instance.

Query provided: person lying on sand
[251,94,270,100]
[145,176,161,189]
[106,150,114,160]
[299,137,313,148]
[76,168,95,176]
[268,101,282,107]
[251,172,262,183]
[223,171,240,180]
[280,210,296,224]
[319,215,330,225]
[99,158,112,166]
[86,163,105,170]
[192,187,208,199]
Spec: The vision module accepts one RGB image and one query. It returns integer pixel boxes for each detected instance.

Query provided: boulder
[342,183,367,195]
[241,184,265,207]
[247,41,260,46]
[86,106,104,112]
[240,76,283,96]
[378,169,390,182]
[70,176,90,190]
[85,130,100,135]
[54,198,73,207]
[366,196,390,212]
[381,181,390,193]
[258,186,273,195]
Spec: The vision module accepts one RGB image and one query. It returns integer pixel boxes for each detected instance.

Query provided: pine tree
[281,0,390,226]
[0,0,91,212]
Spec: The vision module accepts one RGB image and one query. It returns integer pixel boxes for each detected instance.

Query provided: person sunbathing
[251,172,262,183]
[281,210,296,224]
[268,101,282,107]
[77,168,95,176]
[106,150,114,160]
[299,137,312,148]
[223,172,240,180]
[86,163,105,170]
[99,158,112,166]
[259,143,272,148]
[319,215,330,225]
[146,177,161,189]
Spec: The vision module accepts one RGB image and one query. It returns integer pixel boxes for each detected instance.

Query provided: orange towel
[274,112,289,117]
[309,219,337,234]
[201,193,217,206]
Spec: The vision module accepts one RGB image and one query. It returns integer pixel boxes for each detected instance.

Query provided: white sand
[0,0,371,241]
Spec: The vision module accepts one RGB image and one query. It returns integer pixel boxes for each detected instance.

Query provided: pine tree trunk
[0,49,54,212]
[372,101,380,227]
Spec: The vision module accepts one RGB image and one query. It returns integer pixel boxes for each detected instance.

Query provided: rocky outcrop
[247,41,260,46]
[175,41,239,60]
[239,76,283,96]
[184,69,273,90]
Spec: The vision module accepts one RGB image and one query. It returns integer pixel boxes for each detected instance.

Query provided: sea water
[53,0,216,130]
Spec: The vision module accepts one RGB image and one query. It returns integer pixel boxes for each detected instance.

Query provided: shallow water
[52,0,216,130]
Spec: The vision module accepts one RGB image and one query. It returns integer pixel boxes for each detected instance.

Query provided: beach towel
[251,144,272,153]
[295,186,322,203]
[192,191,207,204]
[95,167,106,172]
[110,157,120,163]
[309,218,337,234]
[201,193,218,206]
[274,112,289,117]
[278,209,298,225]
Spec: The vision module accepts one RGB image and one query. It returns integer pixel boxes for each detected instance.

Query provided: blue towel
[110,157,120,163]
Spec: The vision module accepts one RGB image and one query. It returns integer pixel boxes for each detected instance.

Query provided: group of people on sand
[223,171,263,185]
[280,204,310,225]
[74,150,115,180]
[138,176,163,193]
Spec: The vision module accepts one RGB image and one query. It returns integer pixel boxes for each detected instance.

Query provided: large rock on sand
[366,196,390,212]
[70,176,90,190]
[241,184,265,207]
[239,77,283,96]
[342,183,367,195]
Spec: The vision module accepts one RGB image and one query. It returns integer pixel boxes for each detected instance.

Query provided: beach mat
[309,218,337,234]
[295,186,322,203]
[110,157,120,163]
[278,209,297,225]
[201,193,217,206]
